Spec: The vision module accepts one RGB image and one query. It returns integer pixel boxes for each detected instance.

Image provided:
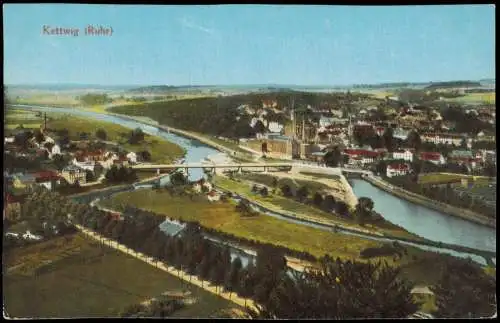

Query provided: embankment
[364,175,496,229]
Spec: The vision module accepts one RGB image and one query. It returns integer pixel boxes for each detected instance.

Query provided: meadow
[98,189,381,261]
[417,172,493,185]
[213,175,419,240]
[3,233,239,318]
[4,108,185,164]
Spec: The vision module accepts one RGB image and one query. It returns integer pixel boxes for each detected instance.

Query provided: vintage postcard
[3,3,496,319]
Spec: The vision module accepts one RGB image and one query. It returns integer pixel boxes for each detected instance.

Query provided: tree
[129,128,145,144]
[170,172,187,186]
[355,197,374,225]
[139,150,152,162]
[271,177,279,194]
[324,146,342,167]
[280,184,293,197]
[382,127,394,152]
[253,120,267,135]
[295,186,309,203]
[85,170,95,183]
[406,131,422,152]
[313,192,324,207]
[376,160,387,176]
[321,195,336,212]
[251,257,419,319]
[260,187,269,197]
[53,154,70,171]
[432,258,497,318]
[96,128,107,141]
[335,201,349,217]
[225,257,243,293]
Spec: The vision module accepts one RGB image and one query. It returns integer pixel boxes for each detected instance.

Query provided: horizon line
[5,78,496,89]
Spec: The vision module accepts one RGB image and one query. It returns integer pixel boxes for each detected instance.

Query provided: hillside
[425,81,482,90]
[108,91,370,139]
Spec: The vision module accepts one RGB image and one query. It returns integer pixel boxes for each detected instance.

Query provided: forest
[109,91,371,139]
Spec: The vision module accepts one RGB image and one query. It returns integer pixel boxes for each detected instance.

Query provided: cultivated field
[439,92,495,105]
[3,233,238,318]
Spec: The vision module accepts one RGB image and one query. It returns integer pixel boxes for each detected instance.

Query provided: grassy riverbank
[46,115,185,164]
[98,189,381,260]
[213,175,422,241]
[3,233,238,318]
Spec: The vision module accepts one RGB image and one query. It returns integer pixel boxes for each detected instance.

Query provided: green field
[3,233,239,318]
[98,189,381,260]
[5,108,185,164]
[213,176,419,240]
[236,172,333,195]
[418,173,493,185]
[440,92,495,104]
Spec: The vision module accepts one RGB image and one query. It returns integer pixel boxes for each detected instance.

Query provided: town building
[419,152,446,165]
[343,149,382,166]
[386,163,411,178]
[240,136,293,160]
[391,149,414,162]
[420,132,467,146]
[33,170,61,191]
[61,165,87,185]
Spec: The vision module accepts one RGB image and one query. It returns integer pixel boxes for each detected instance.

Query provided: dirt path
[75,225,258,312]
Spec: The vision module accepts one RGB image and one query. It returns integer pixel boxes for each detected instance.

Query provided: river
[349,179,496,253]
[11,104,496,265]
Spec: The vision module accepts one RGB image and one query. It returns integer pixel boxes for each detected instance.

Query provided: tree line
[109,91,370,140]
[385,175,495,219]
[5,187,496,318]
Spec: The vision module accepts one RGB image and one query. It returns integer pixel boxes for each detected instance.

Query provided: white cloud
[179,17,216,36]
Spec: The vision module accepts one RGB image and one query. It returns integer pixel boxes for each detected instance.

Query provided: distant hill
[352,82,428,89]
[425,81,482,90]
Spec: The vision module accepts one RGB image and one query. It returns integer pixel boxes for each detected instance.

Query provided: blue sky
[3,4,495,86]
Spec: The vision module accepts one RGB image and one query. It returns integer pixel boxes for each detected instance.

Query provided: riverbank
[103,111,257,162]
[364,175,496,229]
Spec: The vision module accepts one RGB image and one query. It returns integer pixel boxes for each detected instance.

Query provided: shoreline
[363,175,496,229]
[213,184,496,261]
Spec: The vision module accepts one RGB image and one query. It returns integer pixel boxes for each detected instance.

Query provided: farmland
[3,233,239,318]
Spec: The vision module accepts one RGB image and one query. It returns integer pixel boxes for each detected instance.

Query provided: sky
[3,4,496,86]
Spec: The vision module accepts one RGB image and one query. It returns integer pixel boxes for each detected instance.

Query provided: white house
[48,144,61,158]
[268,121,284,133]
[392,149,414,162]
[6,232,20,238]
[393,128,410,140]
[207,190,221,202]
[127,152,137,164]
[386,163,411,178]
[72,159,95,171]
[420,133,465,146]
[4,137,15,144]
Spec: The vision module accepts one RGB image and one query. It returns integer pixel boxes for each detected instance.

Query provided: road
[75,224,259,312]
